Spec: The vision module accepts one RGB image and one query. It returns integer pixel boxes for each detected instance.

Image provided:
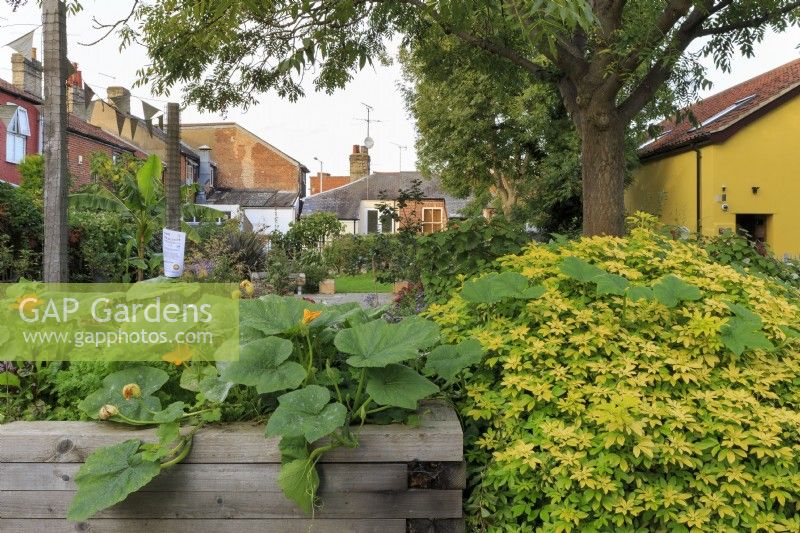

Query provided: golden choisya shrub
[426,214,800,533]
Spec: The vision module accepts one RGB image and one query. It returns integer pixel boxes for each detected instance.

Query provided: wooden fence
[0,402,465,532]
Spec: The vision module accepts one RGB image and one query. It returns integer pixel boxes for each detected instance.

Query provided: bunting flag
[83,85,95,109]
[142,101,160,121]
[0,104,19,128]
[110,96,128,112]
[85,100,96,119]
[115,110,126,135]
[5,30,36,59]
[130,118,138,138]
[145,118,154,137]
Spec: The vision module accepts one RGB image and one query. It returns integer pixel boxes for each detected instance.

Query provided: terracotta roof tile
[639,59,800,158]
[0,77,42,104]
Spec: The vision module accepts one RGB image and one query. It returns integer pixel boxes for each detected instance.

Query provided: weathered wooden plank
[408,462,467,490]
[0,463,408,492]
[0,518,406,533]
[0,403,462,464]
[408,518,467,533]
[0,490,463,519]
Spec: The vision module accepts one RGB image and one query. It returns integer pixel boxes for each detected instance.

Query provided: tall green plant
[69,155,217,281]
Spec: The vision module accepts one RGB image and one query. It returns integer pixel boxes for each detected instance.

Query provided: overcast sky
[1,2,799,175]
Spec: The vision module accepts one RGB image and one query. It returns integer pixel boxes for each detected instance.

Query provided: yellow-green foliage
[427,214,800,532]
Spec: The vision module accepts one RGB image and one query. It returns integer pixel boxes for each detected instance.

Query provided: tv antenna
[355,102,384,149]
[389,142,408,172]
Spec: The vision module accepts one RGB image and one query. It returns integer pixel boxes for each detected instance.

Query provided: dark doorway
[735,214,770,244]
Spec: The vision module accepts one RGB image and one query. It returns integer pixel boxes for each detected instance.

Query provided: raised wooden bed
[0,402,464,532]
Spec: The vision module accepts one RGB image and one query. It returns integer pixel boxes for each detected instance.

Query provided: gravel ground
[305,292,394,308]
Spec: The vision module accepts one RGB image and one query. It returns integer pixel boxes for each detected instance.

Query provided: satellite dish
[363,136,375,149]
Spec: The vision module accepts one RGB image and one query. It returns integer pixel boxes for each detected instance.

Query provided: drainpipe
[694,147,702,235]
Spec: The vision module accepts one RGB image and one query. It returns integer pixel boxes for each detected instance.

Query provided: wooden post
[165,102,181,231]
[41,0,69,282]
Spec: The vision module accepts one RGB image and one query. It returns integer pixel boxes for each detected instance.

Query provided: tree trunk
[165,103,181,231]
[496,174,517,219]
[42,0,69,282]
[577,113,626,236]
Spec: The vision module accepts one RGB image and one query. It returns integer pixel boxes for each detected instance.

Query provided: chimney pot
[107,86,131,115]
[11,52,43,99]
[349,143,371,181]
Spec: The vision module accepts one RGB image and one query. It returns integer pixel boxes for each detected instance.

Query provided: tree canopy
[401,32,583,232]
[35,0,800,235]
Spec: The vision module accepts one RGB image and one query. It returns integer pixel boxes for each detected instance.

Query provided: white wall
[244,207,296,234]
[357,200,396,235]
[339,220,357,234]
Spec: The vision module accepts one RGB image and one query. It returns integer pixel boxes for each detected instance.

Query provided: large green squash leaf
[265,385,346,443]
[594,272,630,296]
[198,374,234,404]
[221,337,305,394]
[461,272,534,303]
[626,285,654,302]
[240,296,321,336]
[651,274,702,308]
[721,318,774,355]
[720,303,774,355]
[424,339,484,383]
[151,401,186,423]
[278,457,319,514]
[335,317,440,368]
[366,364,439,409]
[559,257,605,282]
[179,364,218,392]
[67,440,161,521]
[78,366,168,421]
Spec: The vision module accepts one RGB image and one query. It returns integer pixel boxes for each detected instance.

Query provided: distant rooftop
[639,59,800,159]
[205,188,298,208]
[301,171,470,220]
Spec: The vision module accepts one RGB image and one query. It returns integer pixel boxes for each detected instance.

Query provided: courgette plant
[67,295,483,520]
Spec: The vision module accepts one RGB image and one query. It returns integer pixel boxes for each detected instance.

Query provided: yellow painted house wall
[626,95,800,258]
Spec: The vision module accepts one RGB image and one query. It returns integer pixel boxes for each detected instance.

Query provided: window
[187,161,198,185]
[366,209,393,234]
[5,106,30,164]
[691,94,757,130]
[422,207,444,234]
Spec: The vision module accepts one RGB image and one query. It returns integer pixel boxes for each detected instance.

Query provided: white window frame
[5,106,30,164]
[186,160,199,185]
[366,208,393,234]
[422,207,444,234]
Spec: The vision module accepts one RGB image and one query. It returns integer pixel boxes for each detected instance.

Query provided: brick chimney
[66,63,86,119]
[11,49,42,99]
[349,144,370,181]
[107,86,131,115]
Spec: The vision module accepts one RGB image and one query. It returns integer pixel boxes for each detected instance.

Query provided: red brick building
[0,66,42,185]
[66,115,143,187]
[1,53,142,187]
[181,122,308,194]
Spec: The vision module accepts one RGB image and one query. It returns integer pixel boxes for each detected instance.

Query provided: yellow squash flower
[162,344,193,366]
[122,383,142,400]
[302,309,322,325]
[9,293,43,315]
[98,404,119,420]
